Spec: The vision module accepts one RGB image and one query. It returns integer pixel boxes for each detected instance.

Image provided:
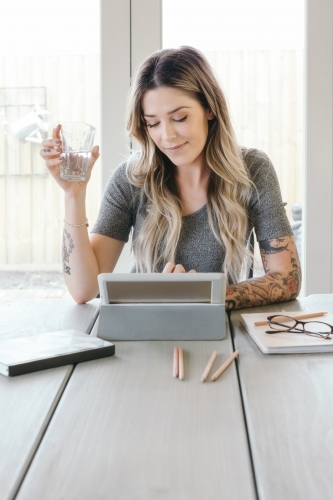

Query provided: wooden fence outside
[0,50,303,266]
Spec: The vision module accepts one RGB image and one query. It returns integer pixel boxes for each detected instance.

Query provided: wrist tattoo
[62,228,74,275]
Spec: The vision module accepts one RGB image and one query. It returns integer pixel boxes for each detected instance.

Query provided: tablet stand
[97,273,226,341]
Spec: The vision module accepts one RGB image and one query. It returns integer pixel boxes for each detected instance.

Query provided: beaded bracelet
[63,219,89,228]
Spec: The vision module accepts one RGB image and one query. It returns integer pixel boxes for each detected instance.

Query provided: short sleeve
[91,162,134,242]
[244,149,293,242]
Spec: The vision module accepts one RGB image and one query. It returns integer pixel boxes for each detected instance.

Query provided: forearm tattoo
[62,228,74,275]
[226,235,301,310]
[259,238,289,255]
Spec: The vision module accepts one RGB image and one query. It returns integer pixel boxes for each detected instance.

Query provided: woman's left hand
[163,262,196,273]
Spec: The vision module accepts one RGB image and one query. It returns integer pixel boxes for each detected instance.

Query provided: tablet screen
[106,280,212,303]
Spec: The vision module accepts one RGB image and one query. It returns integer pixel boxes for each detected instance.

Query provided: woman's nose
[161,122,176,142]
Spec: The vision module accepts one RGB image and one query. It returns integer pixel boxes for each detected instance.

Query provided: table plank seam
[229,312,260,500]
[13,304,100,498]
[12,367,75,500]
[86,304,100,335]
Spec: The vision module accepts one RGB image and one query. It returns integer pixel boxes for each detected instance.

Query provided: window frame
[101,0,333,292]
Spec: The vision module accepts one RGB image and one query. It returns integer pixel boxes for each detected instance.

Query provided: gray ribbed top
[91,148,292,275]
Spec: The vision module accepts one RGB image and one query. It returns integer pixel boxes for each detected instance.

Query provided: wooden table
[0,299,99,500]
[4,294,333,499]
[229,294,333,500]
[15,317,256,500]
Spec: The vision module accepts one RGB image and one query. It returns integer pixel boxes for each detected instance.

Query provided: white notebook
[240,311,333,354]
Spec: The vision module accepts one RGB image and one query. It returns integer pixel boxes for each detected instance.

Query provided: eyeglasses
[266,315,333,340]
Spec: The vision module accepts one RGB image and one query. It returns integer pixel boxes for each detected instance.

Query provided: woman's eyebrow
[143,106,191,118]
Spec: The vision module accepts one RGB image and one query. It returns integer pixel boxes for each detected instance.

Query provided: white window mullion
[305,0,333,294]
[131,0,162,78]
[100,0,131,190]
[100,0,161,272]
[100,0,161,189]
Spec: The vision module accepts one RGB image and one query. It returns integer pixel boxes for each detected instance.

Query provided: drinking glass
[60,122,96,181]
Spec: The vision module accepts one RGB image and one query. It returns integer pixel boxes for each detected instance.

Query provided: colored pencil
[211,350,239,382]
[254,311,328,327]
[178,348,184,380]
[173,346,179,378]
[201,350,218,382]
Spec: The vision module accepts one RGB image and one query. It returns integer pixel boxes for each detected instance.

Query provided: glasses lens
[269,315,297,330]
[303,321,332,335]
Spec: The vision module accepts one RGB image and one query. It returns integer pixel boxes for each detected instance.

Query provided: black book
[0,330,115,377]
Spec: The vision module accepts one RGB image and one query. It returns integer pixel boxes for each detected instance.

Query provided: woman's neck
[175,164,210,216]
[175,163,210,189]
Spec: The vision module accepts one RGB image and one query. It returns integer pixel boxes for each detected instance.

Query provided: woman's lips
[165,142,187,152]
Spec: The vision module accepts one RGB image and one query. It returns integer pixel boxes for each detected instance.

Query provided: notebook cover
[240,311,333,354]
[0,330,115,377]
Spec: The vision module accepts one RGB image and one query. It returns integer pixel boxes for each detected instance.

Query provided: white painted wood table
[15,318,256,500]
[229,294,333,500]
[0,299,99,500]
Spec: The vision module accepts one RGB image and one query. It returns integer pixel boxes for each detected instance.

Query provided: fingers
[41,138,62,149]
[41,147,62,160]
[40,125,62,160]
[40,136,63,164]
[40,144,63,173]
[52,124,61,140]
[88,145,100,171]
[83,145,100,181]
[91,145,100,161]
[45,157,64,173]
[163,262,175,273]
[173,264,186,273]
[40,132,62,176]
[162,262,190,273]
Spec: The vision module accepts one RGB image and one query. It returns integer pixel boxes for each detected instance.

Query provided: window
[0,0,100,270]
[163,0,305,276]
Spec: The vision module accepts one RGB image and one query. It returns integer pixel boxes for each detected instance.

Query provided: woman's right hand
[163,262,196,273]
[40,124,100,196]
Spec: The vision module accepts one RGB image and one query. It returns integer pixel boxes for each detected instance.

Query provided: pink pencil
[173,346,179,378]
[211,350,239,382]
[178,348,184,380]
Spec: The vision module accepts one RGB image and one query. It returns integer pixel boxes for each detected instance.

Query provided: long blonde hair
[126,46,252,282]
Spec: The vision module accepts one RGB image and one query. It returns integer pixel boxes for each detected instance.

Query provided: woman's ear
[207,109,215,120]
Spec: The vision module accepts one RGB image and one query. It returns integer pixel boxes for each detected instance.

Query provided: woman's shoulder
[241,147,271,168]
[241,147,277,184]
[108,151,142,189]
[126,150,142,170]
[104,153,147,216]
[109,160,128,184]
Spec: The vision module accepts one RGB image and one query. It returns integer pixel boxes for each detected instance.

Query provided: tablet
[97,273,227,341]
[98,272,226,304]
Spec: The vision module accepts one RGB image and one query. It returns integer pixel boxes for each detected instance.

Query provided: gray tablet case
[97,273,226,341]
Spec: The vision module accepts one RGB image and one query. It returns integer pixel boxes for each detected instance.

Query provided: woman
[40,46,301,308]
